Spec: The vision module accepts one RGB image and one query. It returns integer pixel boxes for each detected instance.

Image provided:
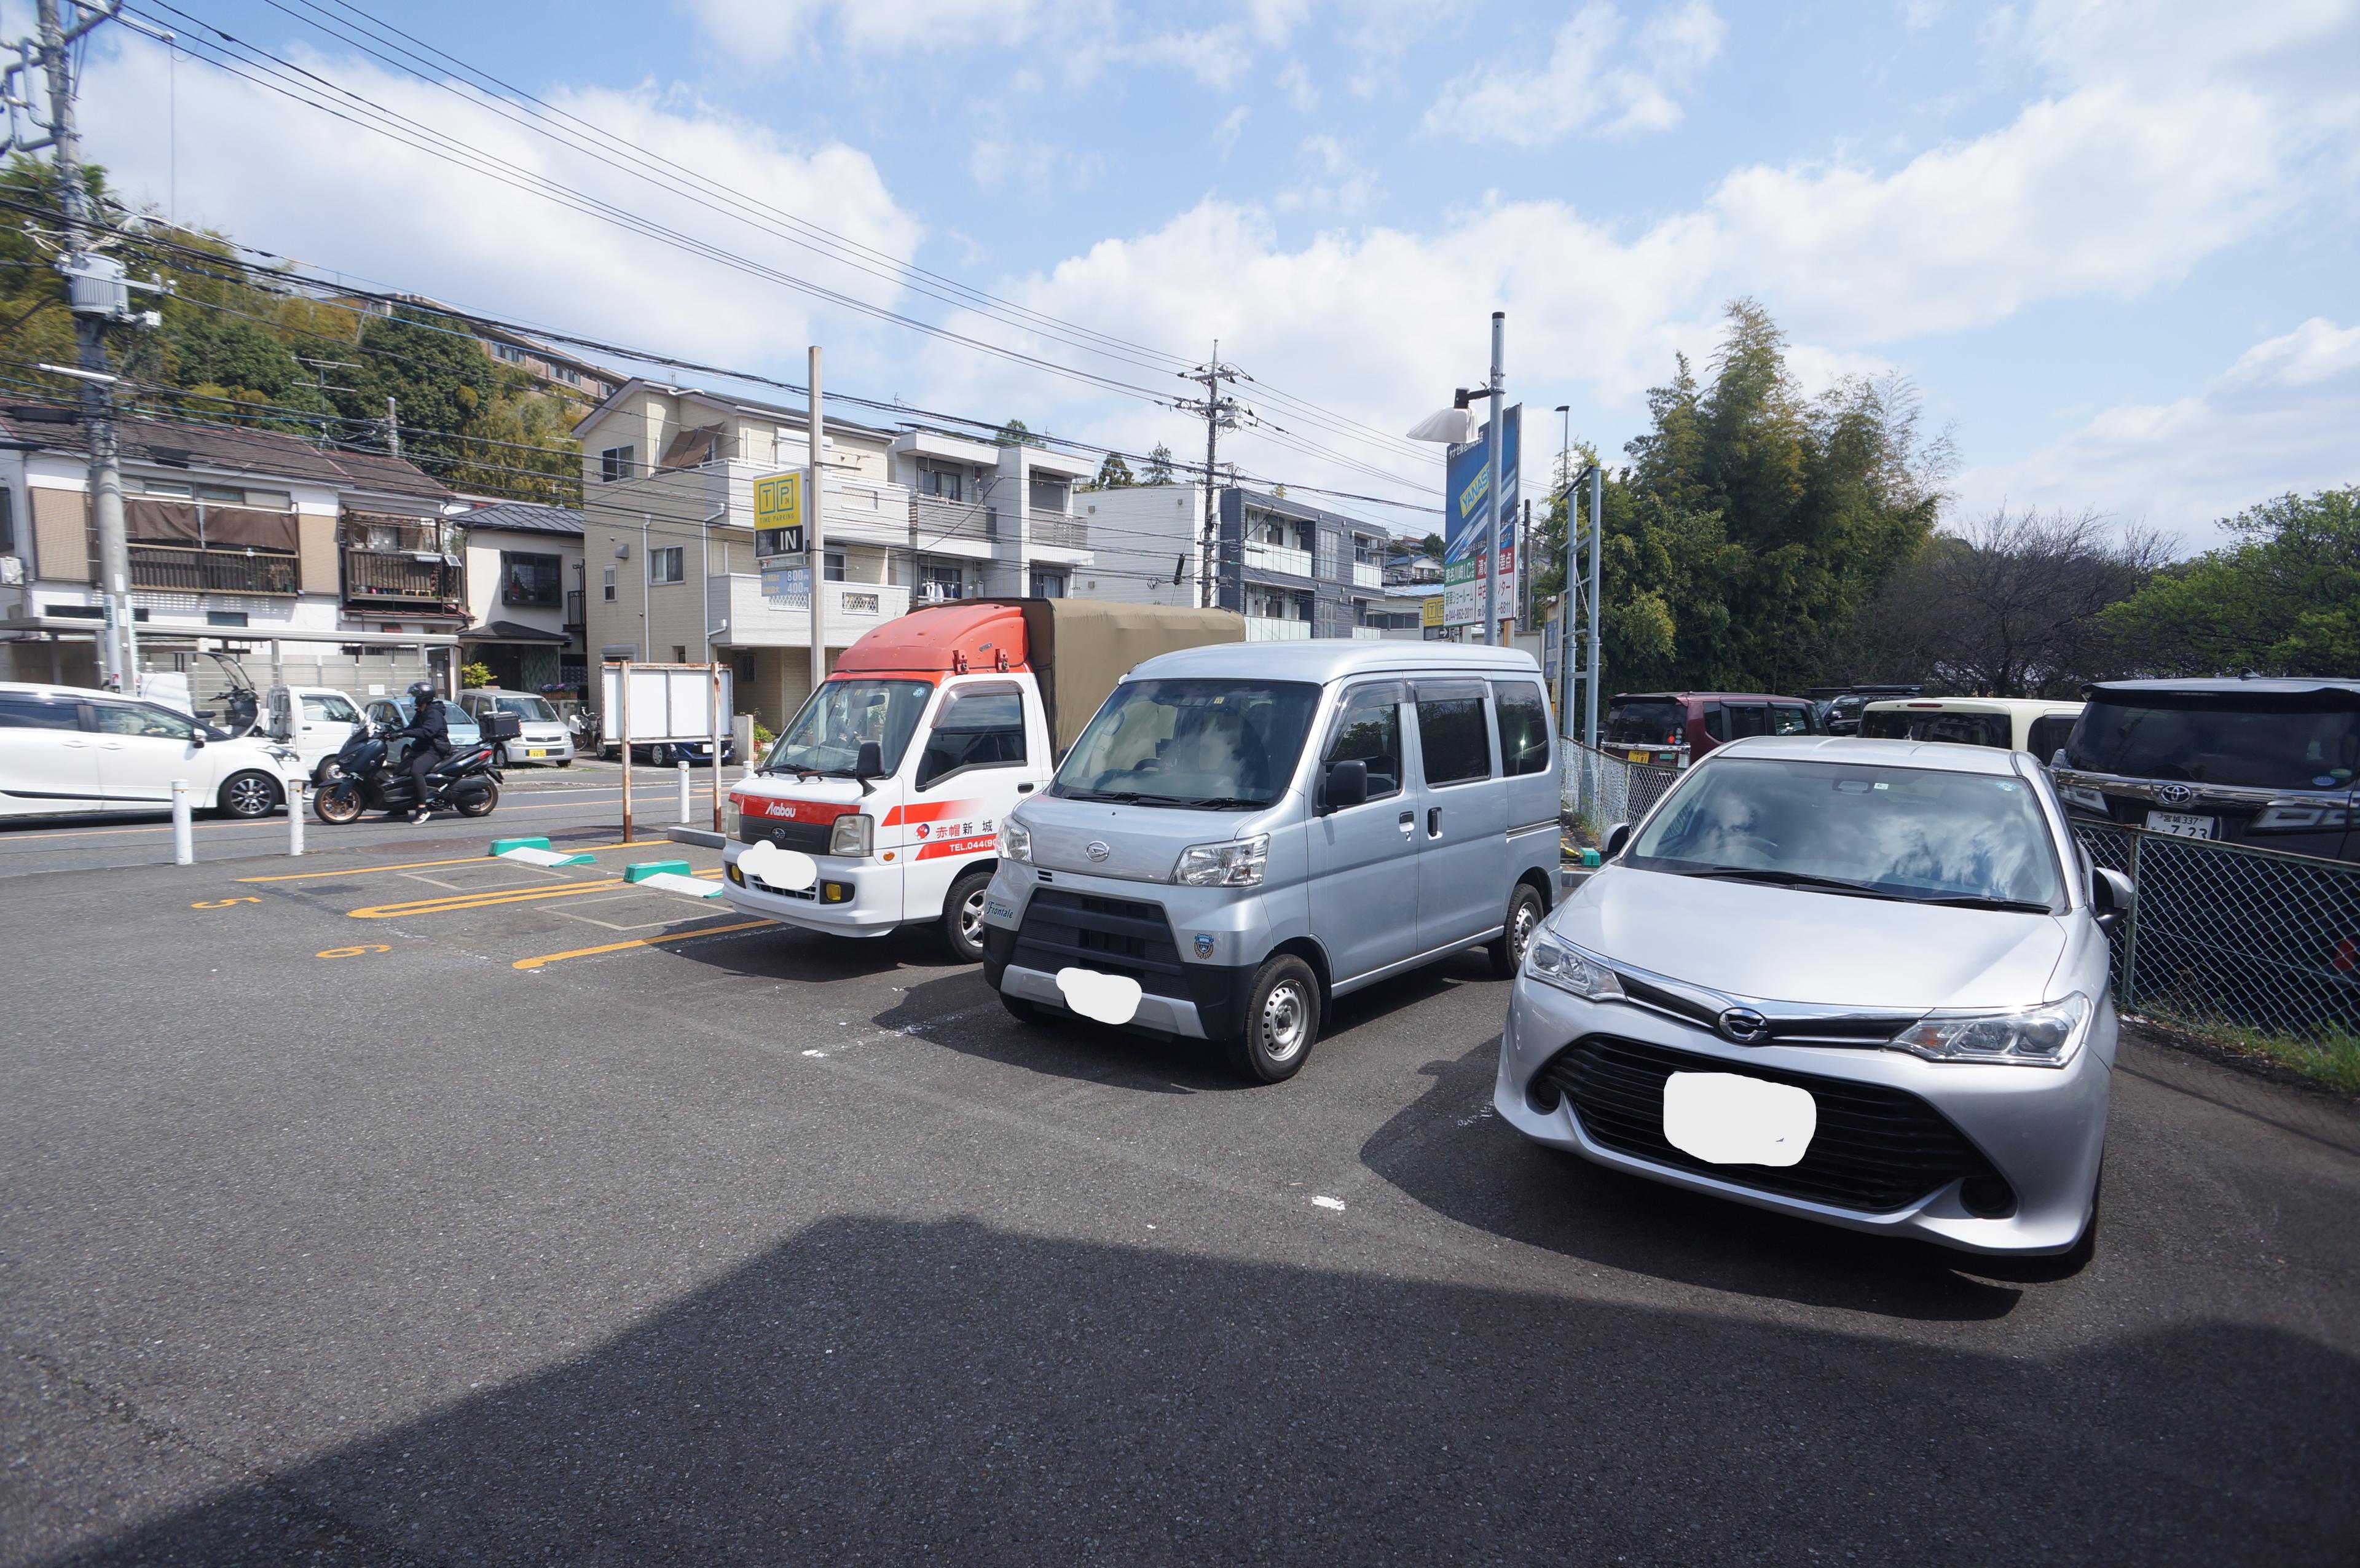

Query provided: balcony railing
[1243,539,1312,577]
[1244,615,1313,641]
[1352,560,1383,589]
[911,493,993,550]
[1351,625,1385,640]
[128,544,299,596]
[1028,508,1088,551]
[345,549,463,612]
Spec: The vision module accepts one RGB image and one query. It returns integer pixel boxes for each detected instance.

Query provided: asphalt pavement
[2,830,2356,1565]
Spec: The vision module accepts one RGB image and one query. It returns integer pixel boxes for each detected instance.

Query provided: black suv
[2053,678,2359,864]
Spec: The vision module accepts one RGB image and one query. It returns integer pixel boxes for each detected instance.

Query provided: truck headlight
[1890,993,2090,1067]
[997,820,1031,863]
[1525,935,1624,1002]
[828,813,873,857]
[1173,833,1267,887]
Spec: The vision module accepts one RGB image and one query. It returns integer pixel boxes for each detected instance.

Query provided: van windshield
[1605,699,1685,745]
[2066,694,2360,790]
[1052,679,1322,809]
[494,695,556,721]
[766,678,932,777]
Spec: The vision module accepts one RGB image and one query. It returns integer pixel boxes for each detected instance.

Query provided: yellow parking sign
[1420,594,1443,629]
[754,471,804,557]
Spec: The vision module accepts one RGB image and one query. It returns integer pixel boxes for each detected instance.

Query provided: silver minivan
[981,642,1562,1082]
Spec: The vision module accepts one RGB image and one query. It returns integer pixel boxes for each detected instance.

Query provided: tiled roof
[457,500,584,537]
[0,405,451,500]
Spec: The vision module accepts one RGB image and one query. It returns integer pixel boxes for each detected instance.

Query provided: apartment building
[1077,484,1391,640]
[0,405,462,697]
[574,381,1095,729]
[456,501,586,697]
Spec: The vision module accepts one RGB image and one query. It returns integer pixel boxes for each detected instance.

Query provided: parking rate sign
[1442,404,1519,628]
[754,471,806,559]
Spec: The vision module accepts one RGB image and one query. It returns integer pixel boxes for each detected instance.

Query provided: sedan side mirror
[1323,758,1367,812]
[1603,821,1632,858]
[2091,867,2135,931]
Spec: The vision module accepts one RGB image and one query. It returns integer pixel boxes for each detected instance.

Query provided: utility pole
[10,3,162,689]
[1176,343,1249,610]
[384,395,400,457]
[1586,460,1603,753]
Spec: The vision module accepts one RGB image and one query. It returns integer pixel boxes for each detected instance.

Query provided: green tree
[1420,533,1444,559]
[2099,487,2360,675]
[1089,452,1134,490]
[994,417,1035,448]
[1141,443,1176,484]
[327,307,577,502]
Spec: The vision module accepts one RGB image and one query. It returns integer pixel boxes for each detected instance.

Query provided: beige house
[575,380,1095,731]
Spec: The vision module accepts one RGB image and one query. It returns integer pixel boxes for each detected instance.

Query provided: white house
[455,501,585,697]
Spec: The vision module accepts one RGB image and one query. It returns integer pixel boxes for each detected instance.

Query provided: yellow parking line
[345,868,723,919]
[511,918,772,971]
[237,840,677,883]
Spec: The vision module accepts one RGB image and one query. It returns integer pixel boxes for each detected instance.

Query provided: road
[0,760,729,877]
[2,834,2356,1565]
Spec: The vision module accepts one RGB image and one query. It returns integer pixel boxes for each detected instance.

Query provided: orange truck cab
[722,598,1241,959]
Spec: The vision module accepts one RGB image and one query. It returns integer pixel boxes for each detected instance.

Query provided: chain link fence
[2075,824,2360,1049]
[1560,740,1682,837]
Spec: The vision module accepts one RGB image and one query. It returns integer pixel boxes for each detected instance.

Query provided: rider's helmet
[406,680,439,705]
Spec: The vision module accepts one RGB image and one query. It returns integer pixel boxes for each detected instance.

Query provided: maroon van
[1601,691,1820,762]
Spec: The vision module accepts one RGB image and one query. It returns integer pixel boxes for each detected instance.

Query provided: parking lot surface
[3,835,2356,1565]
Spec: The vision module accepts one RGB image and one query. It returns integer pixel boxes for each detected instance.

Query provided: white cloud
[677,0,820,69]
[1273,136,1382,216]
[1958,319,2360,550]
[1425,1,1725,146]
[1212,105,1253,157]
[77,36,923,374]
[1276,58,1319,113]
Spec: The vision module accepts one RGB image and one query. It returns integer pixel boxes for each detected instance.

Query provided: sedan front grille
[1530,1034,2014,1215]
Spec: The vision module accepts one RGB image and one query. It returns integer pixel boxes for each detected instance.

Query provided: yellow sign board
[1420,594,1444,629]
[753,471,804,555]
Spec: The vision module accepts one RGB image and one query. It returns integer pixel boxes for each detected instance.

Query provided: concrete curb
[666,825,728,849]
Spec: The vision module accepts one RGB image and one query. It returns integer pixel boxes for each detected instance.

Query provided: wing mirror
[1603,821,1632,858]
[1323,758,1367,812]
[2091,867,2135,930]
[853,739,884,796]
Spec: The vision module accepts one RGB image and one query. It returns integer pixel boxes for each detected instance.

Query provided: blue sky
[30,0,2360,546]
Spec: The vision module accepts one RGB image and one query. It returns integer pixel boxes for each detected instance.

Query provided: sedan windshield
[1052,678,1321,809]
[1628,758,2066,911]
[766,679,932,777]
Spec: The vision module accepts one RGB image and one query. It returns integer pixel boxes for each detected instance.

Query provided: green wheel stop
[624,859,694,883]
[489,837,551,856]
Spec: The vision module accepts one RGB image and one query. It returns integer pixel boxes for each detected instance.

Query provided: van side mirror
[1603,821,1631,858]
[855,740,884,780]
[1323,758,1367,812]
[2091,867,2134,930]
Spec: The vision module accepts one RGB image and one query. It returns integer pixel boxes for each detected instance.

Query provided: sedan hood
[1553,866,2069,1011]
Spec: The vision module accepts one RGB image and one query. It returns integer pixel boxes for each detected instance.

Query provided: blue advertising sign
[1442,403,1519,627]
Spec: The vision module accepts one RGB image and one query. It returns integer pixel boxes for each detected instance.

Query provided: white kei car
[0,681,302,819]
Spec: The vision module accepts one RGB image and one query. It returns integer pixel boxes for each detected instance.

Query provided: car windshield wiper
[1172,796,1267,810]
[1060,788,1146,803]
[1678,866,1911,901]
[1905,893,2056,914]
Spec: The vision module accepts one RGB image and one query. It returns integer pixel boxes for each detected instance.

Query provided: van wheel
[1489,883,1544,978]
[1225,954,1321,1084]
[941,868,994,963]
[216,770,281,819]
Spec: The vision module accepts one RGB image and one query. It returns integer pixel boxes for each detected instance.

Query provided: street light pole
[1482,312,1503,647]
[1586,461,1603,752]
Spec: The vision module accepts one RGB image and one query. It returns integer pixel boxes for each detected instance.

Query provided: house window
[602,565,616,602]
[501,551,562,606]
[1030,570,1066,598]
[0,487,12,552]
[921,465,964,502]
[650,546,685,585]
[600,445,635,482]
[824,549,848,583]
[1028,476,1068,512]
[205,611,250,627]
[921,562,964,601]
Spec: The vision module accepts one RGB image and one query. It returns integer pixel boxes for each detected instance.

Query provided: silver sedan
[1497,736,2130,1261]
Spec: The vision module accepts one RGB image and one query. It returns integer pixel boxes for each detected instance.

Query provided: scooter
[313,712,517,825]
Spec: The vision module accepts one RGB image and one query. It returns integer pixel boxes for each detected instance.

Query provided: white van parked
[0,681,302,818]
[1860,697,2083,760]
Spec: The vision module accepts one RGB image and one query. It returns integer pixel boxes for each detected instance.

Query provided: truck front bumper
[720,842,898,937]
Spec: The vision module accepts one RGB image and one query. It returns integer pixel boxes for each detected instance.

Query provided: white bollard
[170,778,194,865]
[288,781,305,857]
[677,759,691,823]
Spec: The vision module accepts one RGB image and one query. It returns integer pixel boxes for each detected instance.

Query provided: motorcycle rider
[395,680,452,823]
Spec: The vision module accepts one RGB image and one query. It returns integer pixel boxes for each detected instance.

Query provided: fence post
[710,661,725,833]
[288,782,305,857]
[170,778,193,864]
[2119,830,2142,1009]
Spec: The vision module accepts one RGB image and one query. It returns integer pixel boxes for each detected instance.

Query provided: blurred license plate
[526,748,548,758]
[1626,750,1651,763]
[1662,1072,1815,1167]
[2146,810,2216,839]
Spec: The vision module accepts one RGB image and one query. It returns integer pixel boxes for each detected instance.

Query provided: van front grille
[1010,889,1188,998]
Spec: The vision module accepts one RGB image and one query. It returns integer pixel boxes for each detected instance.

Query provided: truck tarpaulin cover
[999,599,1245,756]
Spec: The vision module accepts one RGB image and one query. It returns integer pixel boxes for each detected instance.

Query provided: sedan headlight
[997,819,1032,863]
[1525,935,1625,1002]
[1890,992,2090,1067]
[828,812,874,857]
[1173,833,1268,887]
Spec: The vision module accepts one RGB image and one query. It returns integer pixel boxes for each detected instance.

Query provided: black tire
[652,742,673,766]
[1224,953,1321,1084]
[455,779,501,818]
[492,743,509,770]
[999,991,1042,1025]
[216,769,281,819]
[556,758,573,769]
[312,758,344,788]
[315,780,364,825]
[941,867,995,963]
[1489,882,1545,978]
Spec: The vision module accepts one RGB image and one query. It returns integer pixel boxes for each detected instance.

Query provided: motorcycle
[313,711,518,825]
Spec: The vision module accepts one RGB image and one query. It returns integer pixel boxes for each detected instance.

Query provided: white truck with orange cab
[722,598,1243,958]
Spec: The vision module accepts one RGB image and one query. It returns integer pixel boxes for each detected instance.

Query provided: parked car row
[0,681,302,818]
